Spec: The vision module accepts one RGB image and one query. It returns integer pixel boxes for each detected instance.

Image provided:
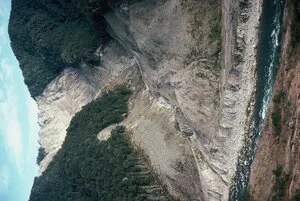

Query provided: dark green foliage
[274,48,281,72]
[272,165,283,178]
[239,189,251,201]
[9,0,103,96]
[209,10,222,54]
[271,165,290,201]
[292,189,300,201]
[36,147,47,166]
[210,23,221,41]
[271,112,281,136]
[29,88,171,201]
[273,90,285,103]
[9,0,140,97]
[291,0,300,48]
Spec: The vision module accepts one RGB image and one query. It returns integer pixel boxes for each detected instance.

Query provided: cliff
[9,0,264,200]
[249,0,300,200]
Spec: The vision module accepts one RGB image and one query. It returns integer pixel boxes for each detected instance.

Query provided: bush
[291,0,300,48]
[240,189,251,201]
[209,11,222,54]
[272,165,283,178]
[271,112,281,136]
[271,165,290,201]
[273,90,285,103]
[292,189,300,201]
[36,147,47,166]
[272,173,290,201]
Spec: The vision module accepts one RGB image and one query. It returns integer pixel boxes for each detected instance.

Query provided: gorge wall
[8,0,267,200]
[249,0,300,200]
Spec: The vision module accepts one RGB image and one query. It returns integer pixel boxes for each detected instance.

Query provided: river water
[229,0,284,200]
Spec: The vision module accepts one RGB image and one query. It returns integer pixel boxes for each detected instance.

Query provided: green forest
[29,87,172,201]
[9,0,139,97]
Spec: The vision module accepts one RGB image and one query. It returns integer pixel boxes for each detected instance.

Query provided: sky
[0,0,40,201]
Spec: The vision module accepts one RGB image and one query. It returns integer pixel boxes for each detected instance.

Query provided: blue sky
[0,0,39,201]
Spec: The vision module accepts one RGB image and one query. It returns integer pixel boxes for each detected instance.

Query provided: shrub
[271,112,281,136]
[36,147,47,166]
[292,189,300,201]
[273,90,285,103]
[271,165,290,201]
[291,0,300,48]
[209,12,222,54]
[240,189,251,201]
[272,165,283,178]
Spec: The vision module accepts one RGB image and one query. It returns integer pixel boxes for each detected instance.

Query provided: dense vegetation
[292,189,300,201]
[271,165,290,201]
[29,88,171,201]
[291,0,300,48]
[36,147,47,166]
[239,189,251,201]
[271,112,281,136]
[273,90,285,104]
[9,0,139,97]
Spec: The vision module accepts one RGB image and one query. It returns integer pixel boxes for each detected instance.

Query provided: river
[229,0,285,200]
[0,0,39,200]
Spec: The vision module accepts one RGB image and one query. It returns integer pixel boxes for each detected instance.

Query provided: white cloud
[0,12,8,55]
[0,0,39,198]
[0,0,6,15]
[1,58,14,81]
[0,0,9,21]
[0,24,6,40]
[0,101,23,174]
[0,90,5,101]
[0,26,6,55]
[0,59,24,175]
[0,56,40,178]
[0,165,10,194]
[6,121,23,170]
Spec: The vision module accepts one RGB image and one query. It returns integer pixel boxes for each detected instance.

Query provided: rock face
[36,69,98,174]
[105,2,262,200]
[30,0,263,200]
[200,0,262,199]
[36,43,137,174]
[249,1,300,200]
[125,89,205,200]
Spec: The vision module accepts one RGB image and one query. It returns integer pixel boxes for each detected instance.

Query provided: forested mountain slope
[9,0,139,96]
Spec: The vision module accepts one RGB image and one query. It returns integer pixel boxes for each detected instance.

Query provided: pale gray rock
[37,42,137,174]
[35,0,263,200]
